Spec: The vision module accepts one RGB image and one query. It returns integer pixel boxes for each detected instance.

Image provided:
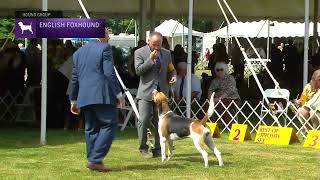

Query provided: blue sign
[15,18,105,38]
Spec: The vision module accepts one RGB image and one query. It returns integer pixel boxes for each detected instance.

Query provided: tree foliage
[106,19,135,35]
[0,18,14,40]
[0,17,214,40]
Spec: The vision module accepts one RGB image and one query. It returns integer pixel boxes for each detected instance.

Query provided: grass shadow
[174,152,233,158]
[0,127,140,149]
[113,163,185,172]
[0,127,85,149]
[175,156,231,166]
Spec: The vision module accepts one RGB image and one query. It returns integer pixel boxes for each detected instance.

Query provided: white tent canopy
[152,19,203,37]
[0,0,315,22]
[210,20,319,38]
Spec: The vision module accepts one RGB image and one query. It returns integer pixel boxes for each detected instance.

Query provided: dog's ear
[153,93,162,106]
[159,92,168,103]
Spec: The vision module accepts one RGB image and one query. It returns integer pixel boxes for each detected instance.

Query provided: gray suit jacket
[135,45,176,101]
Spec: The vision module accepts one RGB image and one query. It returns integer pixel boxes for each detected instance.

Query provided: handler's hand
[169,76,177,85]
[149,50,158,60]
[71,104,80,115]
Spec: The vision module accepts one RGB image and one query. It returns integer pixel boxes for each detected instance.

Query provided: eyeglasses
[216,69,224,72]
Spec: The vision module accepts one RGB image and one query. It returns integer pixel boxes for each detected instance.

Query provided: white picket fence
[169,97,320,139]
[1,89,319,139]
[0,89,37,124]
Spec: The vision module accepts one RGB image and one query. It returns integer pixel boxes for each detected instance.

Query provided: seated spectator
[162,37,170,50]
[208,43,230,77]
[173,62,202,102]
[298,69,320,131]
[2,42,26,97]
[309,53,320,80]
[296,80,317,107]
[128,40,147,77]
[64,40,76,59]
[18,43,26,53]
[200,72,213,103]
[173,44,187,67]
[192,51,199,74]
[58,53,84,130]
[208,62,240,125]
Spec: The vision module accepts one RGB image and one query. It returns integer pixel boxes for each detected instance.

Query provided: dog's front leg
[167,140,174,161]
[160,137,166,162]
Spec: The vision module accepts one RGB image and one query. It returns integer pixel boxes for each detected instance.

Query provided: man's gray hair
[149,31,163,42]
[215,62,229,74]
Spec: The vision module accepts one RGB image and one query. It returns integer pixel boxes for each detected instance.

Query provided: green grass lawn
[0,127,319,180]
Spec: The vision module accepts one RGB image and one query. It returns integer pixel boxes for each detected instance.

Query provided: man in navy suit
[70,30,124,172]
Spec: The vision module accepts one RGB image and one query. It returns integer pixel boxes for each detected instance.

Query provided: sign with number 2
[303,130,320,149]
[228,124,251,142]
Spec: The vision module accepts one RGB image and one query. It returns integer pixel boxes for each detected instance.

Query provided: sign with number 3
[303,130,320,149]
[228,124,251,142]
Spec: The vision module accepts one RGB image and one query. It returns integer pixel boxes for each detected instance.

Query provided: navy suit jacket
[70,39,121,108]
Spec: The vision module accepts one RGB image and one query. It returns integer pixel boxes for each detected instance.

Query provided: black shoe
[140,150,152,158]
[152,151,161,158]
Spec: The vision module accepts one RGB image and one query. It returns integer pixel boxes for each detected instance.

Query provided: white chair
[119,88,138,131]
[14,87,38,124]
[260,88,290,126]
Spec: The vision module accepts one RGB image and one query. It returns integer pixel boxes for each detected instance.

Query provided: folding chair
[260,89,290,126]
[15,87,38,124]
[120,88,138,131]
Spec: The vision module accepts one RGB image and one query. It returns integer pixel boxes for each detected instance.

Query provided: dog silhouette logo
[17,22,33,34]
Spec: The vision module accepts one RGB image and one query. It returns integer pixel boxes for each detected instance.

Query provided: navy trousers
[81,104,117,163]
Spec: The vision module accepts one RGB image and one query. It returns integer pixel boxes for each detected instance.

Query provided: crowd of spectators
[1,36,320,130]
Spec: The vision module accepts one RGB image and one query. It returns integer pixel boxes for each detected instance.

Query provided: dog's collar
[161,110,173,117]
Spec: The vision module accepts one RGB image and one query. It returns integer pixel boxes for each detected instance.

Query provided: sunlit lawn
[0,127,319,180]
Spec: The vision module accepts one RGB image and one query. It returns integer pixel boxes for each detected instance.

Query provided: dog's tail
[199,93,215,125]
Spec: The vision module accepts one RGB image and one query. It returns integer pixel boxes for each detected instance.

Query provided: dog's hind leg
[167,139,174,161]
[204,133,224,166]
[191,134,209,168]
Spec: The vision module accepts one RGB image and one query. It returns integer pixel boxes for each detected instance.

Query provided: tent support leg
[40,0,48,145]
[186,0,193,118]
[139,0,147,41]
[304,0,310,87]
[313,0,319,55]
[150,0,156,33]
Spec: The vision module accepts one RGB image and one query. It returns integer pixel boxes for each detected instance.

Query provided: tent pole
[182,18,184,50]
[139,0,147,41]
[25,38,28,48]
[226,25,229,53]
[313,0,319,55]
[304,0,310,87]
[150,0,156,32]
[171,37,174,50]
[186,0,193,118]
[135,20,138,46]
[40,0,48,145]
[267,19,270,60]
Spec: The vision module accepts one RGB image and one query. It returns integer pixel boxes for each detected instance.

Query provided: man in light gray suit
[135,32,176,157]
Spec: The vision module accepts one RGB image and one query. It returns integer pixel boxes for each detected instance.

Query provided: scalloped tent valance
[0,0,315,22]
